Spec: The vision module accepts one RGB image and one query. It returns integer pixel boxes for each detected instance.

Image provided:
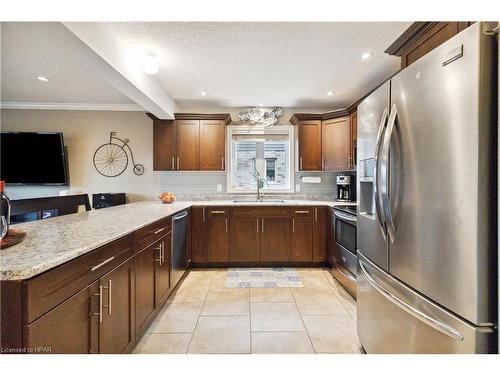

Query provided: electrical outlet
[217,184,222,192]
[295,183,300,192]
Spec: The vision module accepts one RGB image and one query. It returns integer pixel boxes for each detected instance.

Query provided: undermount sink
[232,199,286,203]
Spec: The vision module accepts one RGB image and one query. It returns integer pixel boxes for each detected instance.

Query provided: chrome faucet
[251,169,269,202]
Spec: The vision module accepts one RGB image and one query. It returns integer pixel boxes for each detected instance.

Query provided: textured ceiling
[1,22,134,104]
[109,22,411,108]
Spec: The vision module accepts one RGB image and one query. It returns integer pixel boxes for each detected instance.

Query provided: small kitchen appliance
[336,175,354,202]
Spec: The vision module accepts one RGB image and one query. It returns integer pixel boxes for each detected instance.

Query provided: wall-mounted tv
[0,131,69,185]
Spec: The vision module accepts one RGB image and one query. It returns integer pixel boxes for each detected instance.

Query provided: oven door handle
[333,211,357,225]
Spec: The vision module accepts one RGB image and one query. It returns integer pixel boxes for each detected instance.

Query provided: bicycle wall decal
[93,132,144,177]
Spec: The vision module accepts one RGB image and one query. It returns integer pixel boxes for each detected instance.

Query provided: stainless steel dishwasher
[171,210,189,287]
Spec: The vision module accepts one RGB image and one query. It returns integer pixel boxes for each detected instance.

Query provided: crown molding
[0,102,144,111]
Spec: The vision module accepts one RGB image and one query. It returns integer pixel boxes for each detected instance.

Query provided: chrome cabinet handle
[102,280,112,315]
[202,207,206,222]
[261,218,264,233]
[171,156,175,170]
[211,210,226,214]
[300,157,303,170]
[177,156,180,170]
[225,218,228,233]
[381,104,398,243]
[155,242,163,265]
[161,241,165,264]
[314,207,318,222]
[322,157,325,170]
[358,258,464,342]
[256,218,259,233]
[153,227,165,235]
[91,257,115,272]
[93,285,103,323]
[295,210,309,214]
[221,157,224,170]
[374,107,389,240]
[292,218,295,233]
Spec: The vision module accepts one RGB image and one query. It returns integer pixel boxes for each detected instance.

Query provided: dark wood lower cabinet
[313,207,327,262]
[99,258,135,354]
[207,213,229,262]
[230,217,260,262]
[156,233,171,306]
[191,207,208,263]
[260,218,291,262]
[291,217,314,261]
[23,281,99,354]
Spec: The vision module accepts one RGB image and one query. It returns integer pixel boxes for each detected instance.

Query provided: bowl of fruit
[159,192,176,204]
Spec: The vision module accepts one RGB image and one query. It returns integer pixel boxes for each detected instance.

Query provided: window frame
[226,125,295,194]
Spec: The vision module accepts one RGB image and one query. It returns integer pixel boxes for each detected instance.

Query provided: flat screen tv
[1,131,68,185]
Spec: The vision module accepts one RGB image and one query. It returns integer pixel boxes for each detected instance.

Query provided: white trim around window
[226,125,295,194]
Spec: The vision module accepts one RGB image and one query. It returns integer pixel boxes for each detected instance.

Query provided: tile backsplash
[159,171,355,201]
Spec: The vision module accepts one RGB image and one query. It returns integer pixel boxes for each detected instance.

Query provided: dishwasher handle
[173,211,188,221]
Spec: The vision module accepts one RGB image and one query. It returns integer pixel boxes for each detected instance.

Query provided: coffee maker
[336,175,355,202]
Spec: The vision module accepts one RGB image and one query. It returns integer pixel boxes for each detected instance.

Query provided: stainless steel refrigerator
[356,22,497,354]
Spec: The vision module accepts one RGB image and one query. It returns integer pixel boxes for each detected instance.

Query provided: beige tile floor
[133,268,362,354]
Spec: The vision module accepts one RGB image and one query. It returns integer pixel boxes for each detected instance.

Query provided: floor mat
[225,268,304,288]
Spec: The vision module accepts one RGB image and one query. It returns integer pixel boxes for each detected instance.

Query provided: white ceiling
[1,22,135,105]
[108,22,411,108]
[1,22,411,110]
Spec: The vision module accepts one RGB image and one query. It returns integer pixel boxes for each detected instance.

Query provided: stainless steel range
[331,205,357,299]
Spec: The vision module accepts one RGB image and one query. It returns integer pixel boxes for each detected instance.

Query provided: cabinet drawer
[25,235,134,323]
[207,207,229,217]
[135,217,171,252]
[231,207,290,218]
[292,207,314,217]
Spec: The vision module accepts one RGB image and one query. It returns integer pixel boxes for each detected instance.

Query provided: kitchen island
[0,199,355,354]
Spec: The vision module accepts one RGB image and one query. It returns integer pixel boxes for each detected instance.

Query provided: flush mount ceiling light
[258,102,264,107]
[361,52,371,60]
[238,107,284,128]
[140,52,159,75]
[201,91,207,96]
[326,91,334,96]
[37,76,49,82]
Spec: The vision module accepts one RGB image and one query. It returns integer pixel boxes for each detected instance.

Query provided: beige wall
[1,109,160,202]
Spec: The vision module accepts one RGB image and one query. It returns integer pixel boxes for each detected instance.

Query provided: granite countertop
[0,200,356,281]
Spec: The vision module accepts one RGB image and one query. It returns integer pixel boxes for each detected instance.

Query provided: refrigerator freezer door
[387,23,497,325]
[357,252,496,353]
[357,81,390,271]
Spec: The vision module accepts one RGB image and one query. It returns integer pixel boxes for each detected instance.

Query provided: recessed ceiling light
[140,52,159,75]
[37,76,49,82]
[361,52,371,60]
[258,102,264,107]
[326,91,334,96]
[201,91,207,96]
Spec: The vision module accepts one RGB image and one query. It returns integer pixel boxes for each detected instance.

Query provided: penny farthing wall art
[93,132,144,177]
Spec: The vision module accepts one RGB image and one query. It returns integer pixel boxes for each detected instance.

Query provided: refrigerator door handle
[381,104,398,243]
[358,258,464,342]
[374,107,388,239]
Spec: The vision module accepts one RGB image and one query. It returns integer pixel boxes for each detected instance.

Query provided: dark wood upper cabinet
[176,120,200,171]
[207,208,229,262]
[322,116,350,171]
[150,113,230,172]
[384,22,475,69]
[200,120,226,171]
[297,120,322,171]
[23,281,99,354]
[153,119,176,171]
[313,207,327,262]
[191,207,208,263]
[230,217,260,262]
[260,217,291,262]
[99,258,135,354]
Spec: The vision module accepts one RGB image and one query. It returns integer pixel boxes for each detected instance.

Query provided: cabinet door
[322,117,350,171]
[191,207,208,263]
[99,258,135,354]
[349,111,357,169]
[291,217,313,261]
[298,120,322,170]
[260,218,291,262]
[207,213,229,262]
[176,120,200,170]
[313,207,327,262]
[156,233,171,306]
[230,217,260,262]
[153,119,176,171]
[200,120,225,171]
[135,242,159,337]
[23,281,99,354]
